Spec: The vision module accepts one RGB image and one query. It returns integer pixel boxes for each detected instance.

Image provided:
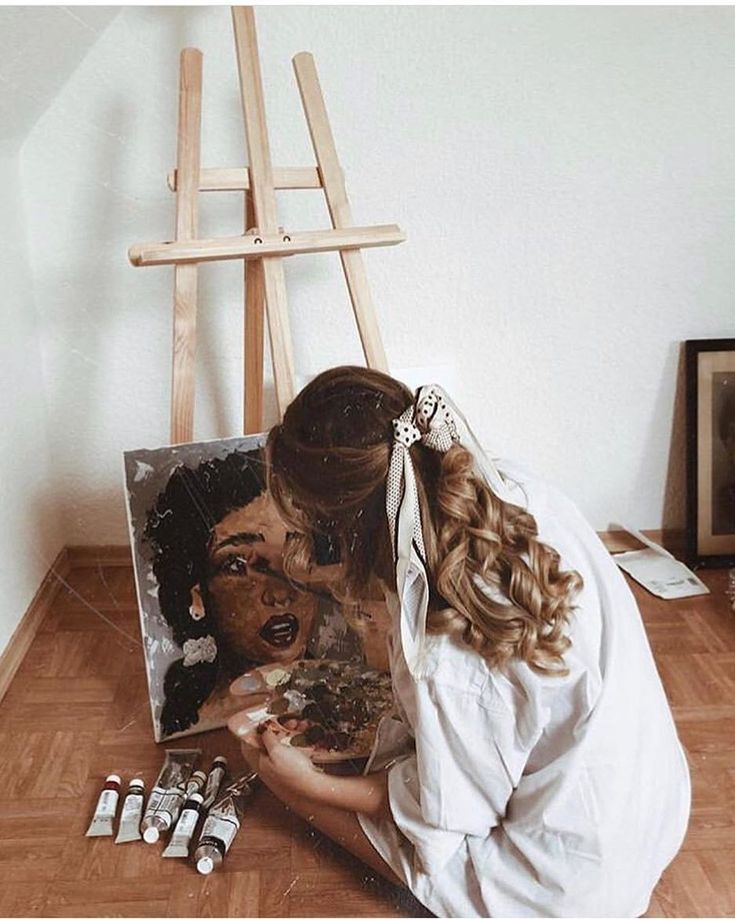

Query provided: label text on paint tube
[200,803,240,850]
[120,794,142,822]
[157,788,185,825]
[115,779,145,844]
[177,808,199,836]
[97,790,118,819]
[162,793,203,858]
[145,788,165,816]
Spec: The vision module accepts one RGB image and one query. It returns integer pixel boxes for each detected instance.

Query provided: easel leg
[244,189,265,434]
[170,48,203,444]
[233,6,297,417]
[294,52,389,373]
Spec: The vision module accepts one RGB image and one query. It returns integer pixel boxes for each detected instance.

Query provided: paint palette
[227,659,394,763]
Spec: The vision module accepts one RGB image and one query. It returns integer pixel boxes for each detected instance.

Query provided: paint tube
[141,748,200,844]
[202,756,228,810]
[194,771,257,874]
[85,774,121,837]
[114,778,145,844]
[161,792,204,858]
[159,767,208,857]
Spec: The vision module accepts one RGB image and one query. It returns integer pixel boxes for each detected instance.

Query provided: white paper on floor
[608,525,710,600]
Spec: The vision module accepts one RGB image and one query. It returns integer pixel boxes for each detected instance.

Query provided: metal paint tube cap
[107,774,122,785]
[196,845,223,875]
[129,778,144,789]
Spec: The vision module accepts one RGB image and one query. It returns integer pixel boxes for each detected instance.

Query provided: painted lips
[259,613,300,648]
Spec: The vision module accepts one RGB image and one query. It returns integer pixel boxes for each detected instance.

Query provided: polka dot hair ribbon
[386,384,515,680]
[386,385,460,679]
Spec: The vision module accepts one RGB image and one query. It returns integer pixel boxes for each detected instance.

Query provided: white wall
[20,5,735,546]
[0,145,64,650]
[0,6,119,150]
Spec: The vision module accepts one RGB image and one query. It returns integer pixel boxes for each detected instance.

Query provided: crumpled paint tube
[141,748,200,844]
[161,792,204,858]
[86,774,121,837]
[194,771,257,874]
[115,778,146,844]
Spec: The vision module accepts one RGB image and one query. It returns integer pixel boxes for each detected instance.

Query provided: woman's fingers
[260,726,282,755]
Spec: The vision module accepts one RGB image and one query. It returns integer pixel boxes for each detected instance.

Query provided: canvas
[123,434,383,742]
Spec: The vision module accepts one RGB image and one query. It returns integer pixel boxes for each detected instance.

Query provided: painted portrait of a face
[124,436,362,741]
[204,492,316,665]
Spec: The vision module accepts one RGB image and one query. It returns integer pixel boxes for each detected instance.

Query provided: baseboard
[0,546,71,703]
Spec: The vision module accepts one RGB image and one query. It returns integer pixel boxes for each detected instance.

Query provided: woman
[230,366,690,917]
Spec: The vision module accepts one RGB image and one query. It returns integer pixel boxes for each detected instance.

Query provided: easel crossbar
[129,224,405,267]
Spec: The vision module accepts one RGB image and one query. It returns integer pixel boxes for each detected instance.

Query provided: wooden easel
[128,6,404,444]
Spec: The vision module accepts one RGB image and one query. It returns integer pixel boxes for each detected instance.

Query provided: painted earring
[189,586,205,621]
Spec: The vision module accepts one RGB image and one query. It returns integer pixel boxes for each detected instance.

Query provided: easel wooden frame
[129,6,404,443]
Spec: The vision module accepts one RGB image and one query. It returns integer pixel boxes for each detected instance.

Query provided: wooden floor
[0,558,733,917]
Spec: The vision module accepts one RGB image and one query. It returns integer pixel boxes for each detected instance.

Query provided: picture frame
[685,338,735,567]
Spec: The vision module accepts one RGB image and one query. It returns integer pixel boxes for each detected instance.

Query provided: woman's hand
[240,729,390,817]
[248,727,326,800]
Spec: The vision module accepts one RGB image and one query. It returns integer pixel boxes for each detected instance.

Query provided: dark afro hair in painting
[144,450,266,737]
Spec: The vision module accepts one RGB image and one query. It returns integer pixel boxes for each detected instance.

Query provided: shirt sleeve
[386,676,528,878]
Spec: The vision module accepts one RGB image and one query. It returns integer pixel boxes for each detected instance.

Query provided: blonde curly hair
[267,366,583,676]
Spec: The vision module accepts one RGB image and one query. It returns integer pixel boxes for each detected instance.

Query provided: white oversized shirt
[357,457,691,918]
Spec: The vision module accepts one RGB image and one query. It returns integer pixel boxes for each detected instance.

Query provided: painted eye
[221,555,249,575]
